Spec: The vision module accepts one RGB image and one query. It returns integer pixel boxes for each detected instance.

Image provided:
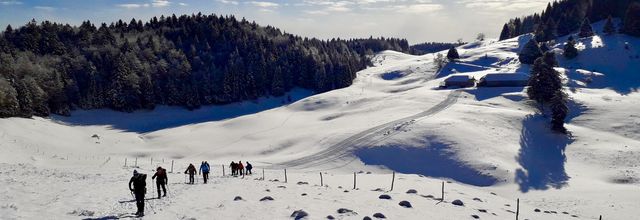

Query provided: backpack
[133,174,147,191]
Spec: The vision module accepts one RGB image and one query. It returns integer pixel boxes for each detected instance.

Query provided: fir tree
[527,52,562,107]
[563,37,579,59]
[550,90,569,134]
[499,23,511,41]
[603,15,616,35]
[578,18,595,38]
[446,47,460,61]
[622,3,640,37]
[519,38,543,64]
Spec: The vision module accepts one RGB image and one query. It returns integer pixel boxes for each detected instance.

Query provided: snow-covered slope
[1,20,639,219]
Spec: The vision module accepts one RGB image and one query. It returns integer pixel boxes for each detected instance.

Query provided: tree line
[499,0,640,41]
[0,13,410,118]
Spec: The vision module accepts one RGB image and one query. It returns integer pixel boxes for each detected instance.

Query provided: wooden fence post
[441,181,445,201]
[262,168,265,180]
[516,198,520,220]
[135,157,138,167]
[599,215,602,220]
[284,169,288,183]
[171,160,174,173]
[124,158,127,167]
[390,172,395,191]
[353,172,357,189]
[320,172,323,186]
[222,165,225,176]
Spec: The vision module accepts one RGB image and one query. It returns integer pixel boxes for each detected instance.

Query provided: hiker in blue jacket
[199,161,210,184]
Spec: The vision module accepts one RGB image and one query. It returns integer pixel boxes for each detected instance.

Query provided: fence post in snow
[262,168,265,181]
[284,169,288,183]
[171,160,174,173]
[599,215,602,220]
[125,158,127,167]
[516,198,520,220]
[135,157,138,167]
[353,172,357,189]
[222,165,225,176]
[390,172,395,191]
[151,157,153,165]
[441,181,445,201]
[320,172,323,187]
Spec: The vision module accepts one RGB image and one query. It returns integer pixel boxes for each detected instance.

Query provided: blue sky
[0,0,551,43]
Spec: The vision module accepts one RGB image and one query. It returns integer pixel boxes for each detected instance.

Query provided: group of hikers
[127,161,254,217]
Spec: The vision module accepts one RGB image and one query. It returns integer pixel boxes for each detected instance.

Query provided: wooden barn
[478,73,529,87]
[442,75,476,88]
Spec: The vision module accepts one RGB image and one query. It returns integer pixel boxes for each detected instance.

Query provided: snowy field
[1,21,640,219]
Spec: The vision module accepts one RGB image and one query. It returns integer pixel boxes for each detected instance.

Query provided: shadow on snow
[51,89,313,133]
[515,114,572,193]
[355,142,498,187]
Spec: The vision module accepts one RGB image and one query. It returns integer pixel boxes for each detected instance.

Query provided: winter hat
[133,170,138,175]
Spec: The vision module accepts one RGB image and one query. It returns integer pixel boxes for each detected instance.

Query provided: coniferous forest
[499,0,640,41]
[0,13,410,118]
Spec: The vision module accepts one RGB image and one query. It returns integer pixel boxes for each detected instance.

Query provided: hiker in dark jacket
[245,162,253,175]
[184,163,197,184]
[199,161,210,184]
[230,161,237,176]
[129,170,147,217]
[152,166,168,198]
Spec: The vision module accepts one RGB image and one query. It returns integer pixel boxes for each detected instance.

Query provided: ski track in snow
[273,90,462,170]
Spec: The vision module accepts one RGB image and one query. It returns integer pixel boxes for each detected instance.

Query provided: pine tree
[543,18,557,41]
[527,52,562,107]
[446,47,460,61]
[578,18,595,38]
[603,15,616,35]
[550,90,569,134]
[563,37,578,59]
[499,23,511,41]
[622,3,640,37]
[519,38,543,64]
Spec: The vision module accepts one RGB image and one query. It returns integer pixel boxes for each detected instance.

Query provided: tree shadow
[51,89,313,133]
[355,141,498,187]
[515,114,572,193]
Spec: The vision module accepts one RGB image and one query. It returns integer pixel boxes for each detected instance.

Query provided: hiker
[128,170,147,217]
[238,161,244,176]
[184,163,197,184]
[230,161,236,176]
[152,166,168,199]
[199,161,210,184]
[245,161,253,175]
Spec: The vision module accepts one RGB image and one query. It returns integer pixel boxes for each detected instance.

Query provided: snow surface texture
[1,20,639,219]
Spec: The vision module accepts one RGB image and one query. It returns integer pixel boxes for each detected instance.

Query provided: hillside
[1,21,639,219]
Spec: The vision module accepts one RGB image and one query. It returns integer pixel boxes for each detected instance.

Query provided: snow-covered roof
[481,73,529,81]
[444,75,474,82]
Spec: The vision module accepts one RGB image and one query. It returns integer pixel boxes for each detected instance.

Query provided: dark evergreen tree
[563,37,579,59]
[622,3,640,37]
[540,42,551,53]
[499,23,511,41]
[527,52,562,107]
[578,18,595,38]
[603,15,616,35]
[550,90,569,133]
[519,38,543,64]
[446,47,460,61]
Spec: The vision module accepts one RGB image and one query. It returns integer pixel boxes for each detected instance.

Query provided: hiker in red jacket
[238,161,244,176]
[152,166,168,198]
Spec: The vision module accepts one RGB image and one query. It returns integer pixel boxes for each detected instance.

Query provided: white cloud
[34,6,56,11]
[178,2,188,6]
[218,0,239,5]
[0,0,21,5]
[456,0,549,11]
[248,1,279,8]
[117,0,173,9]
